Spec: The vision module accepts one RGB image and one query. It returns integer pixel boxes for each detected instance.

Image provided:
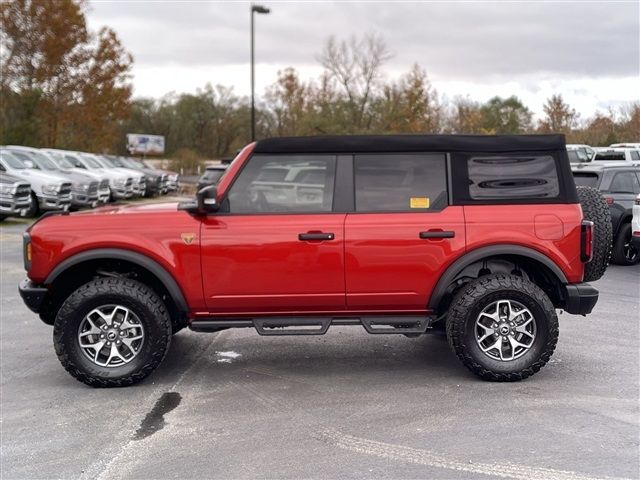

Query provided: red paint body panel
[344,208,466,311]
[27,203,207,311]
[463,204,584,283]
[200,214,346,312]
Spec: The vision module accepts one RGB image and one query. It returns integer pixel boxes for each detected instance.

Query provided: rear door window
[354,154,447,212]
[594,152,626,161]
[467,155,560,200]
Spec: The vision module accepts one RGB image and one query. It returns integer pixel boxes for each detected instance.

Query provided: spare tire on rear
[576,186,612,282]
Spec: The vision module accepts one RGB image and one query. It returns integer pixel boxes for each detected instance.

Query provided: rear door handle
[298,232,335,241]
[419,230,455,239]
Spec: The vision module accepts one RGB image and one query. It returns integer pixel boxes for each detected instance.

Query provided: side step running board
[189,316,432,336]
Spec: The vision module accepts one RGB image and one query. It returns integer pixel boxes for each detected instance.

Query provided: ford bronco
[19,134,611,387]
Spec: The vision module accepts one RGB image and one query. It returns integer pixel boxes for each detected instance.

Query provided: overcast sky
[86,1,640,119]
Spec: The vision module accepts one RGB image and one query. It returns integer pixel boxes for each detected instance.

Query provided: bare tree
[318,32,392,131]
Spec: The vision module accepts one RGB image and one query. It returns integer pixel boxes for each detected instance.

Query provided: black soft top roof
[253,134,566,154]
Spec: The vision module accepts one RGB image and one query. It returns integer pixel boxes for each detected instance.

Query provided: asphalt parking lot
[1,218,638,480]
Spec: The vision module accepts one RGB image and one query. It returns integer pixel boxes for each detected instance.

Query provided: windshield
[10,151,42,169]
[64,154,85,169]
[567,151,581,163]
[18,150,59,170]
[572,172,600,187]
[80,154,103,169]
[107,156,126,168]
[0,150,28,169]
[127,158,146,168]
[97,156,117,168]
[52,155,74,169]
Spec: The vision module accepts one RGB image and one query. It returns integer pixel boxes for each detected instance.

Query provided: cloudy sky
[86,1,640,119]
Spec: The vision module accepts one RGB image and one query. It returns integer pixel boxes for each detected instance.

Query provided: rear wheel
[53,278,172,387]
[446,274,558,381]
[612,223,640,266]
[576,186,612,281]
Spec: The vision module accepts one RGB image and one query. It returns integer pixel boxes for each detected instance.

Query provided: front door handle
[299,232,335,241]
[419,230,455,239]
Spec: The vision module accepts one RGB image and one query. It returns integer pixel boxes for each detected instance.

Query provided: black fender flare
[45,248,188,314]
[428,244,568,311]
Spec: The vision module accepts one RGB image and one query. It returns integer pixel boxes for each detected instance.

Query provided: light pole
[251,4,270,142]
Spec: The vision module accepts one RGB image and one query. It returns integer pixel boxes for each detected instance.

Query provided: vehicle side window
[631,150,640,161]
[609,172,640,194]
[0,162,5,172]
[354,154,447,212]
[467,155,560,200]
[226,154,336,213]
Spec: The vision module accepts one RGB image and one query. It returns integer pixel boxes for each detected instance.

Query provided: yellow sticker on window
[410,197,430,209]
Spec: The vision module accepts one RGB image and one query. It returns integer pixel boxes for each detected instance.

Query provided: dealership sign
[126,134,165,155]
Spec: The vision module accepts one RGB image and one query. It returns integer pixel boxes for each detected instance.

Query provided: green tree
[479,96,533,134]
[538,94,578,134]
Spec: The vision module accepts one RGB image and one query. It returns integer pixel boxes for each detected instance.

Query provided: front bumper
[632,232,640,250]
[38,193,71,211]
[0,194,31,216]
[564,283,599,315]
[71,191,99,208]
[19,279,48,313]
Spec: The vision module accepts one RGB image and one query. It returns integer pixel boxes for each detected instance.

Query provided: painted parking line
[314,428,631,480]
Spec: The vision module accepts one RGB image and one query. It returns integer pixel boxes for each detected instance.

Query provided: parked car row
[0,146,178,220]
[567,142,640,163]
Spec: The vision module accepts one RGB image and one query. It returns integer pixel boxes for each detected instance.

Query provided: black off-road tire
[26,192,39,218]
[53,278,172,387]
[612,222,640,266]
[446,274,559,382]
[576,185,612,281]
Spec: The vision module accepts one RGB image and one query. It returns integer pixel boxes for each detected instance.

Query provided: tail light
[580,220,594,263]
[604,196,614,205]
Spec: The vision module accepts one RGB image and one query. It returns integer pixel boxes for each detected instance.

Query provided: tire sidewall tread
[53,278,172,388]
[446,273,559,382]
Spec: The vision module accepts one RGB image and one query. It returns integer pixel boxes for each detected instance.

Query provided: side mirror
[197,185,219,213]
[179,185,220,214]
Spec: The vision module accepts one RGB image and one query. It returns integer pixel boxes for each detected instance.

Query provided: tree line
[2,1,638,163]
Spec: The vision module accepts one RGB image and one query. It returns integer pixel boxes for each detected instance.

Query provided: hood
[0,172,29,185]
[66,168,108,182]
[72,201,180,216]
[14,169,68,183]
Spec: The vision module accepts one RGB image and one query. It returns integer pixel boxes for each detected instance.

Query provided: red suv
[19,135,610,387]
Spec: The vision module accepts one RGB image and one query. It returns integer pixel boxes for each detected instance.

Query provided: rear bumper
[19,279,48,313]
[564,283,599,315]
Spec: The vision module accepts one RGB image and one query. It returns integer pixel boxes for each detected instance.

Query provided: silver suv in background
[0,148,71,215]
[0,172,31,220]
[5,146,99,210]
[42,150,111,204]
[112,156,167,196]
[93,155,146,197]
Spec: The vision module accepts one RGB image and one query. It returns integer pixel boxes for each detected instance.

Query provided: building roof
[253,134,566,154]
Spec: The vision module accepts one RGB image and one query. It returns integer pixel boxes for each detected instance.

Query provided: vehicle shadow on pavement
[149,329,472,390]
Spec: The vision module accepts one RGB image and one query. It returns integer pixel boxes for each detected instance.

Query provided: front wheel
[446,274,558,382]
[53,278,172,387]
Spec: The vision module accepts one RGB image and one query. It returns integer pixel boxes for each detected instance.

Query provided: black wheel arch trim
[44,248,189,314]
[428,244,568,311]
